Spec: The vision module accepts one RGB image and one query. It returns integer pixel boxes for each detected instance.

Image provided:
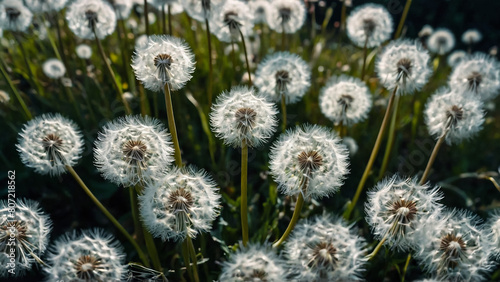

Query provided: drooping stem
[93,28,132,114]
[401,253,412,282]
[144,0,150,36]
[273,193,304,248]
[186,236,200,282]
[344,87,398,220]
[394,0,412,39]
[281,94,287,132]
[230,41,237,82]
[419,129,448,185]
[361,36,369,80]
[163,82,182,167]
[205,18,214,108]
[65,165,150,267]
[238,26,252,86]
[42,14,63,63]
[378,95,401,180]
[0,59,32,120]
[241,140,249,247]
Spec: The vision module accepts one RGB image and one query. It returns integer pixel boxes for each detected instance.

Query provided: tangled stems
[163,82,182,167]
[205,18,214,108]
[238,26,252,86]
[419,127,450,185]
[273,193,305,248]
[344,86,398,220]
[394,0,413,39]
[241,140,249,246]
[0,60,32,120]
[65,165,150,267]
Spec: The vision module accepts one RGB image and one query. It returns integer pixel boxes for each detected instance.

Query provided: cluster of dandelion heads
[24,0,67,13]
[75,44,92,59]
[424,88,485,145]
[269,125,349,199]
[210,0,254,43]
[365,175,443,251]
[414,209,495,281]
[346,3,393,48]
[16,113,84,176]
[45,229,127,281]
[66,0,117,40]
[462,28,482,45]
[255,52,311,104]
[447,50,467,68]
[376,40,432,95]
[449,53,500,101]
[319,75,372,126]
[0,0,33,32]
[219,244,286,281]
[0,199,51,277]
[132,35,195,92]
[267,0,306,34]
[42,58,66,80]
[111,0,134,20]
[210,86,278,148]
[94,115,174,187]
[427,28,455,55]
[249,0,272,25]
[139,166,221,242]
[285,215,367,281]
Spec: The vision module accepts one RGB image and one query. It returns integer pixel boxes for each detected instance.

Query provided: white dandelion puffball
[210,86,278,148]
[376,40,432,95]
[414,209,495,282]
[254,52,311,104]
[269,125,349,199]
[139,166,221,242]
[447,50,467,68]
[23,0,67,13]
[0,0,33,32]
[75,44,92,59]
[112,0,133,19]
[484,211,500,259]
[249,0,272,24]
[16,113,84,176]
[148,0,184,15]
[42,58,66,79]
[365,175,443,251]
[66,0,117,40]
[427,28,455,55]
[267,0,306,34]
[343,136,358,156]
[132,35,196,92]
[210,0,254,43]
[182,0,225,22]
[135,34,148,50]
[462,28,482,45]
[219,244,287,282]
[418,24,433,38]
[94,115,174,187]
[449,53,500,101]
[0,90,10,104]
[346,3,393,48]
[319,75,372,126]
[424,88,485,145]
[0,199,51,277]
[285,215,367,281]
[45,229,127,281]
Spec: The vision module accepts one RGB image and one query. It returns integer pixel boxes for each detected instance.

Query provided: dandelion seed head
[447,50,467,68]
[483,211,500,260]
[342,136,358,156]
[0,90,10,104]
[210,0,254,43]
[462,29,482,45]
[249,0,272,24]
[132,35,195,92]
[269,125,349,199]
[111,0,133,19]
[427,28,455,55]
[17,113,84,176]
[266,0,305,34]
[376,40,432,95]
[24,0,67,13]
[139,166,221,241]
[66,0,117,40]
[418,24,434,38]
[346,3,393,48]
[0,0,32,32]
[182,0,224,22]
[76,44,92,59]
[42,58,66,79]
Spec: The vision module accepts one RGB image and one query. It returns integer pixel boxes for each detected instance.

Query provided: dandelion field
[1,0,500,281]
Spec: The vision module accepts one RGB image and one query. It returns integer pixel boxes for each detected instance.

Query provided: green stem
[61,81,83,123]
[281,94,287,132]
[394,0,412,39]
[138,82,151,116]
[53,13,68,70]
[419,130,447,185]
[182,238,194,281]
[0,60,32,120]
[205,18,213,108]
[168,5,172,36]
[163,82,182,167]
[344,87,397,220]
[401,253,411,282]
[241,140,249,246]
[42,15,63,63]
[162,4,166,34]
[117,18,136,95]
[186,236,200,282]
[237,27,252,86]
[129,187,144,247]
[366,233,388,260]
[378,95,400,180]
[361,36,368,80]
[144,0,150,36]
[13,34,42,96]
[65,165,150,267]
[143,227,162,271]
[273,193,304,248]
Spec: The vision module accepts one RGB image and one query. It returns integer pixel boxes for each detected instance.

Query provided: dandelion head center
[154,54,174,83]
[74,254,104,280]
[439,233,467,268]
[437,36,448,46]
[309,242,338,270]
[337,94,354,111]
[388,199,418,228]
[278,7,292,23]
[445,105,464,128]
[275,70,291,94]
[234,107,257,133]
[396,58,413,82]
[42,133,65,166]
[467,71,482,92]
[298,150,323,173]
[1,220,28,243]
[362,19,376,37]
[5,7,20,22]
[122,140,148,165]
[201,0,210,12]
[250,269,267,280]
[85,10,99,29]
[168,188,194,214]
[224,11,241,31]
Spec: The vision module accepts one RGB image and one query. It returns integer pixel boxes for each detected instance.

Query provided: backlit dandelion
[427,28,455,55]
[0,199,51,277]
[267,0,306,34]
[16,113,84,176]
[139,166,220,241]
[24,0,67,13]
[483,211,500,260]
[210,0,254,43]
[462,29,482,45]
[42,58,66,80]
[182,0,224,22]
[66,0,117,40]
[94,115,174,187]
[447,50,467,67]
[75,44,92,59]
[346,3,393,48]
[0,0,33,32]
[249,0,272,24]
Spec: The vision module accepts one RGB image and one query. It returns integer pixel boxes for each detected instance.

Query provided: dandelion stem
[205,18,214,108]
[144,0,150,36]
[143,225,162,271]
[117,18,136,95]
[340,1,347,31]
[361,36,368,80]
[182,238,194,282]
[138,83,151,116]
[161,4,166,34]
[240,139,250,246]
[344,87,397,220]
[281,94,287,132]
[53,13,68,70]
[93,28,132,114]
[163,82,183,167]
[231,41,237,84]
[378,95,401,180]
[394,0,412,39]
[273,193,305,248]
[401,253,412,282]
[13,34,42,96]
[65,165,150,267]
[129,186,144,248]
[186,236,200,282]
[366,234,387,260]
[168,5,172,36]
[42,14,63,64]
[419,130,448,185]
[238,27,252,86]
[0,60,32,120]
[61,80,82,123]
[281,27,285,51]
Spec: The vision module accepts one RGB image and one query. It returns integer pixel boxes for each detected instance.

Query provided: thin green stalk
[340,1,347,31]
[273,193,304,248]
[419,130,448,185]
[238,27,252,86]
[394,0,412,39]
[182,238,194,282]
[361,37,368,80]
[163,82,182,167]
[42,15,63,63]
[117,18,136,95]
[53,13,68,70]
[129,187,144,248]
[13,34,42,96]
[241,140,249,246]
[162,4,166,34]
[378,95,401,180]
[186,236,200,282]
[138,82,151,116]
[366,233,388,260]
[0,60,32,120]
[65,165,150,267]
[401,253,412,282]
[205,18,214,108]
[61,80,82,123]
[93,28,132,114]
[281,94,287,132]
[281,26,285,51]
[168,5,172,36]
[143,227,162,271]
[144,0,150,36]
[344,87,398,220]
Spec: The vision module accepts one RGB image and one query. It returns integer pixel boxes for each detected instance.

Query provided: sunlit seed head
[74,254,104,280]
[439,233,467,270]
[1,220,28,243]
[297,150,323,173]
[234,107,257,133]
[42,133,64,166]
[308,242,338,270]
